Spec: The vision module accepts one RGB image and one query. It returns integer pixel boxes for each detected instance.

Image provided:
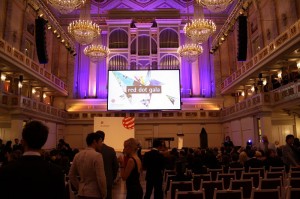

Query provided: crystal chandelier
[184,19,216,44]
[196,0,234,13]
[177,43,203,63]
[84,44,110,62]
[68,0,100,45]
[47,0,86,14]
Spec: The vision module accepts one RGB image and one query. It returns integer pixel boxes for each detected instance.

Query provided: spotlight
[61,39,65,43]
[53,30,57,34]
[72,52,77,56]
[56,34,61,38]
[47,25,52,30]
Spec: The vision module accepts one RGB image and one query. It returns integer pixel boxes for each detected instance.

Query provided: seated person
[244,150,264,172]
[229,153,243,168]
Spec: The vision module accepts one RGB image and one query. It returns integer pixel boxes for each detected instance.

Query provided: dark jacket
[0,155,65,199]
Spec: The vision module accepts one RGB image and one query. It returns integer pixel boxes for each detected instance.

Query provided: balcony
[221,19,300,94]
[0,38,68,96]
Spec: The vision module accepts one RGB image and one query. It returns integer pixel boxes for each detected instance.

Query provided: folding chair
[167,180,194,199]
[200,179,224,199]
[287,177,300,188]
[269,166,285,172]
[216,172,235,189]
[250,186,280,199]
[213,188,243,199]
[242,171,260,188]
[285,186,300,199]
[229,178,253,199]
[249,167,265,178]
[229,167,245,180]
[208,168,223,181]
[192,173,211,190]
[174,189,205,199]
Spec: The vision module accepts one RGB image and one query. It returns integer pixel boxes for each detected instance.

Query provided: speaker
[35,17,48,64]
[237,16,247,61]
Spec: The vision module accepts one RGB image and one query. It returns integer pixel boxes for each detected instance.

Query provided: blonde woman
[118,138,143,199]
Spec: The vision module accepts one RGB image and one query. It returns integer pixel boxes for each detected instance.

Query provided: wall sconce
[43,93,47,98]
[0,74,6,81]
[241,91,245,96]
[18,81,23,88]
[250,85,255,92]
[262,78,267,86]
[32,88,36,94]
[297,61,300,72]
[277,70,282,79]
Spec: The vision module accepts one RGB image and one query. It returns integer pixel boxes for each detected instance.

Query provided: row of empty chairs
[173,184,300,199]
[163,166,300,199]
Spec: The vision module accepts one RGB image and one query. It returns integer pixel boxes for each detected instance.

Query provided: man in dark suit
[282,134,300,169]
[143,139,165,199]
[96,130,119,199]
[0,121,65,199]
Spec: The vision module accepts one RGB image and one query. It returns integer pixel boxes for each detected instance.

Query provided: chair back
[286,186,300,199]
[174,189,205,199]
[249,167,265,177]
[200,179,224,199]
[169,180,193,199]
[208,168,223,181]
[216,173,235,189]
[290,171,300,178]
[265,171,285,179]
[250,187,280,199]
[288,177,300,188]
[68,181,77,199]
[290,167,300,172]
[269,166,285,172]
[229,167,244,180]
[213,188,243,199]
[242,171,260,188]
[164,170,176,182]
[165,175,176,194]
[259,177,282,190]
[192,173,211,190]
[230,178,253,199]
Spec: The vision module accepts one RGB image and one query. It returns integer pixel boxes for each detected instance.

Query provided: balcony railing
[0,92,67,121]
[221,19,300,92]
[222,81,300,117]
[0,38,68,95]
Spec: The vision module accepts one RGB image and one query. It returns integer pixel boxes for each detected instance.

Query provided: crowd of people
[0,121,300,199]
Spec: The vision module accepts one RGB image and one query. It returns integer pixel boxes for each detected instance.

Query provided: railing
[0,92,67,120]
[0,38,68,94]
[221,19,300,92]
[222,81,300,117]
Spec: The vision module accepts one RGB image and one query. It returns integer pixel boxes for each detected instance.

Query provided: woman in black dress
[118,138,143,199]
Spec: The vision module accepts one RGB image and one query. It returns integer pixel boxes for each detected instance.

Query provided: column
[259,112,273,141]
[88,61,97,97]
[10,119,24,141]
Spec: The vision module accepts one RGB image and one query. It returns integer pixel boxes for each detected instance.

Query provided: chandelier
[177,43,203,63]
[47,0,86,14]
[68,0,100,45]
[184,19,216,44]
[84,44,110,62]
[196,0,234,13]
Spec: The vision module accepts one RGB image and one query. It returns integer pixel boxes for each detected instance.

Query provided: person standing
[282,134,300,169]
[258,135,276,155]
[0,121,66,199]
[96,130,119,199]
[143,139,165,199]
[69,132,107,199]
[118,138,143,199]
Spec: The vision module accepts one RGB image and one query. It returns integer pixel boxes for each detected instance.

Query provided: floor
[112,171,154,199]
